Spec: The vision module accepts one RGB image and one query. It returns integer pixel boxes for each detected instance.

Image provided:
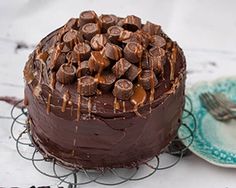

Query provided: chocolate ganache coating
[23,10,186,169]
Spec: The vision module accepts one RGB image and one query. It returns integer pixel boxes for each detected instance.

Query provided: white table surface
[0,0,236,187]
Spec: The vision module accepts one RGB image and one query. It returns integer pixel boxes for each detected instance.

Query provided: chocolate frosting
[23,10,186,169]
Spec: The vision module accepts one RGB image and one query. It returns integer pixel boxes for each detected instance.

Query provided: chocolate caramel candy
[96,72,116,92]
[150,35,166,48]
[142,21,161,35]
[77,61,91,77]
[138,70,158,90]
[124,42,143,63]
[99,14,118,33]
[73,42,91,61]
[56,64,76,84]
[77,76,97,96]
[79,10,98,27]
[65,18,78,30]
[90,34,107,50]
[125,64,141,81]
[149,46,166,75]
[63,29,78,49]
[81,23,100,41]
[107,26,124,44]
[104,43,122,61]
[112,58,132,78]
[123,15,142,32]
[88,51,110,73]
[113,79,134,100]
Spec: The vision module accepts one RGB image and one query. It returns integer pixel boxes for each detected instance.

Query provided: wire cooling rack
[10,96,196,187]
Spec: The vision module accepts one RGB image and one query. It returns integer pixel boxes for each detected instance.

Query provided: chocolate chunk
[56,64,76,84]
[65,18,78,30]
[96,72,116,92]
[77,61,91,77]
[150,35,166,48]
[73,42,91,61]
[113,79,134,100]
[81,23,100,41]
[63,29,78,49]
[125,64,141,81]
[123,15,142,32]
[90,34,107,50]
[79,10,98,27]
[88,51,110,72]
[141,51,151,70]
[124,42,143,63]
[142,21,161,35]
[138,70,158,90]
[99,14,118,33]
[112,58,132,78]
[66,51,78,65]
[104,43,122,61]
[149,47,166,75]
[118,30,132,42]
[77,76,97,96]
[107,26,124,44]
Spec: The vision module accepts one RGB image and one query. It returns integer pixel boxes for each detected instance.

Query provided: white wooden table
[0,0,236,187]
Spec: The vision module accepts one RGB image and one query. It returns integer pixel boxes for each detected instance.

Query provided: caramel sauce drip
[170,42,177,81]
[130,84,147,116]
[113,97,120,113]
[88,97,92,118]
[46,93,52,114]
[61,90,70,112]
[77,52,82,77]
[50,43,63,69]
[50,72,56,90]
[122,101,126,112]
[77,95,81,121]
[24,58,34,84]
[149,57,155,104]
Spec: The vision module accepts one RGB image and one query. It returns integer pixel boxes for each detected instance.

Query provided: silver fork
[214,93,236,111]
[199,92,236,121]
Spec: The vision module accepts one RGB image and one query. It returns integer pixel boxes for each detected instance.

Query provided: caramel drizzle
[88,97,92,118]
[149,56,155,106]
[130,84,147,117]
[49,72,56,90]
[77,52,81,77]
[113,97,120,113]
[122,101,126,112]
[170,42,177,81]
[33,63,43,97]
[77,95,81,121]
[46,93,52,114]
[50,43,63,69]
[61,90,70,112]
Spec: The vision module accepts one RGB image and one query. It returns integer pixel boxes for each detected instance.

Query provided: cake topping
[113,79,134,100]
[74,42,91,61]
[63,29,78,49]
[90,34,107,50]
[56,64,76,84]
[99,14,118,33]
[124,42,143,63]
[26,10,182,116]
[150,35,166,48]
[125,64,141,81]
[104,43,122,61]
[81,23,100,41]
[142,21,161,35]
[79,10,98,26]
[96,72,116,92]
[123,15,141,32]
[76,61,91,77]
[112,58,132,78]
[138,70,158,90]
[77,76,97,96]
[107,26,124,44]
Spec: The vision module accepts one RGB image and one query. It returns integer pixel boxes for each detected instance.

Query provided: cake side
[23,10,186,169]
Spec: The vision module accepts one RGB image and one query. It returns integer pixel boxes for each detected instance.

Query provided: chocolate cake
[23,10,186,169]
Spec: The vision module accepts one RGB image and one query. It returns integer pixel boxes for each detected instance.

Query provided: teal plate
[178,77,236,168]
